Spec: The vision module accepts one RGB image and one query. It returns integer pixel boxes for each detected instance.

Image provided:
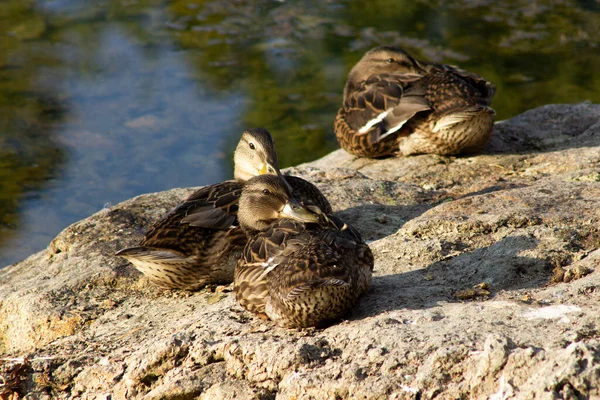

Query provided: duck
[116,128,332,290]
[335,46,496,158]
[234,174,374,328]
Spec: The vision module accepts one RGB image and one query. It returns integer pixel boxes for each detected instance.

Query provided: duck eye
[262,189,271,195]
[386,58,394,63]
[249,142,256,150]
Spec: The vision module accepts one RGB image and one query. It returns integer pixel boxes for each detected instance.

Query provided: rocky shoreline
[1,103,600,399]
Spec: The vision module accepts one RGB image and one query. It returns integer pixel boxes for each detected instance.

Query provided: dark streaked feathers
[115,180,247,290]
[336,46,496,158]
[283,175,332,215]
[234,176,373,328]
[116,128,332,291]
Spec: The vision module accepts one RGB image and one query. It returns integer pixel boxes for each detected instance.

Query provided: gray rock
[2,103,600,399]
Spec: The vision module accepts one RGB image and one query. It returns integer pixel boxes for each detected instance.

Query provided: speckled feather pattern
[116,181,245,290]
[284,175,332,214]
[335,50,496,158]
[117,177,330,290]
[234,217,373,328]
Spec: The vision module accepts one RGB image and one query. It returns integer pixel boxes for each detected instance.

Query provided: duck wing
[116,180,246,289]
[428,62,496,104]
[137,180,242,251]
[266,220,374,326]
[283,175,332,214]
[235,219,307,313]
[177,180,242,229]
[319,214,366,245]
[344,73,431,144]
[260,217,372,293]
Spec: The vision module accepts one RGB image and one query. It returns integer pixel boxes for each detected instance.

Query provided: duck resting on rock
[116,128,331,290]
[234,174,373,328]
[335,46,496,158]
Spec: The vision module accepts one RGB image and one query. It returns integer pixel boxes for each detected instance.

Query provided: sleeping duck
[116,128,331,290]
[234,174,373,328]
[335,46,496,158]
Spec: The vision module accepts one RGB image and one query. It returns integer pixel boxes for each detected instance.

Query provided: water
[1,0,599,267]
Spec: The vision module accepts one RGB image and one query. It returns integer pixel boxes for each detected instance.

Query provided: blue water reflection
[1,0,599,267]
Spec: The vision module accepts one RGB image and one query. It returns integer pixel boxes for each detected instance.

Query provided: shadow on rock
[336,203,435,242]
[350,234,546,320]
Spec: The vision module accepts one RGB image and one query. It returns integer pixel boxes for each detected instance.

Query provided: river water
[1,0,599,267]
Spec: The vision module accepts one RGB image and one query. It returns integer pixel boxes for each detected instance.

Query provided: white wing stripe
[358,109,391,133]
[258,257,280,279]
[377,119,409,140]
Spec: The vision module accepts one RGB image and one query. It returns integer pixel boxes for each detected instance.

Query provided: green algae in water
[0,0,600,267]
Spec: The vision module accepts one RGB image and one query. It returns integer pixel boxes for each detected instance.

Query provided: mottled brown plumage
[234,175,373,328]
[335,46,496,158]
[116,128,331,290]
[116,181,246,289]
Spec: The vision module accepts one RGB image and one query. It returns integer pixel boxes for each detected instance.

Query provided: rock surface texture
[2,103,600,399]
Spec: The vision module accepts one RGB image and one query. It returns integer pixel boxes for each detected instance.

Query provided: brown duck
[335,46,496,158]
[234,175,373,328]
[116,128,331,290]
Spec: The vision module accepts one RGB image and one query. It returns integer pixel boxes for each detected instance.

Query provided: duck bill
[259,161,278,175]
[259,162,295,194]
[281,199,320,223]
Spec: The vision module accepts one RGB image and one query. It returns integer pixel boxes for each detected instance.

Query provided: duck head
[238,175,320,233]
[345,46,425,95]
[234,128,281,182]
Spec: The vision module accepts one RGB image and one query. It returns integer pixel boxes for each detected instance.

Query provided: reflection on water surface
[1,0,599,267]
